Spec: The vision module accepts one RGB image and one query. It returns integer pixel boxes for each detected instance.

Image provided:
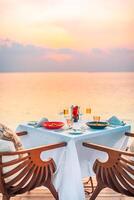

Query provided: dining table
[16,120,131,200]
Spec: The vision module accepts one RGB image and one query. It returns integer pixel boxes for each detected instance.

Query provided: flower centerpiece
[71,105,80,122]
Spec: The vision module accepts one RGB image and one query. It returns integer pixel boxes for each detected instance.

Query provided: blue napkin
[108,116,125,126]
[35,117,48,127]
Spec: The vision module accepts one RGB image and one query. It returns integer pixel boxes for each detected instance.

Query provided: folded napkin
[0,123,23,151]
[35,117,48,127]
[108,116,125,126]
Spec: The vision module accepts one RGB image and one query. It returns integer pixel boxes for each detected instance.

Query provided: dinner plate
[28,121,37,126]
[69,131,83,135]
[86,121,108,129]
[42,121,65,129]
[69,129,83,135]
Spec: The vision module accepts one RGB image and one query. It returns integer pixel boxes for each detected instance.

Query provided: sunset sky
[0,0,134,72]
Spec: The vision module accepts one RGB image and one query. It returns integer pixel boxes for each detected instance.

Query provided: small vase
[73,115,79,122]
[71,105,79,122]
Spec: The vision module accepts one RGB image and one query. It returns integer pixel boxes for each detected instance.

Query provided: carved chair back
[83,136,134,199]
[0,142,66,200]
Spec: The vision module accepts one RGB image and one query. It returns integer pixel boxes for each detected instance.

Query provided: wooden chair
[83,176,94,195]
[83,132,134,199]
[0,131,67,200]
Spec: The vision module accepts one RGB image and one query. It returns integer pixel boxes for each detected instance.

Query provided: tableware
[42,121,65,129]
[86,121,108,129]
[66,118,73,129]
[93,116,100,122]
[63,108,69,116]
[28,121,37,126]
[84,106,92,120]
[69,129,83,135]
[86,107,91,114]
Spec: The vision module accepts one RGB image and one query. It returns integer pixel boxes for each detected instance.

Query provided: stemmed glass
[85,106,92,121]
[66,118,73,129]
[63,108,74,129]
[58,107,69,122]
[63,108,69,117]
[93,116,100,122]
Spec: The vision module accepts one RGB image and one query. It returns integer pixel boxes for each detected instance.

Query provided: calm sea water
[0,72,134,131]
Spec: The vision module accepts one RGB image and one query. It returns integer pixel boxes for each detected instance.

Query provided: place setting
[26,105,127,136]
[58,105,89,135]
[26,105,85,134]
[27,118,65,132]
[59,105,108,134]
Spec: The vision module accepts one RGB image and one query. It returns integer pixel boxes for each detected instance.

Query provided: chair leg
[2,195,10,200]
[84,177,94,194]
[46,182,59,200]
[90,182,105,200]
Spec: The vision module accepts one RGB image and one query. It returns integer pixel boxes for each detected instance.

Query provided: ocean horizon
[0,72,134,131]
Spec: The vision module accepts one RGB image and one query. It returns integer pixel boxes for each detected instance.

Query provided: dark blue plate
[86,121,108,129]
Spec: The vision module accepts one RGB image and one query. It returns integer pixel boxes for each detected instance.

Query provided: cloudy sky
[0,0,134,72]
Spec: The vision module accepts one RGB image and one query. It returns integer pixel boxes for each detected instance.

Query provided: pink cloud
[0,39,134,72]
[43,53,72,62]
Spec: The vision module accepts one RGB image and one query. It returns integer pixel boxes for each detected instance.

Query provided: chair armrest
[83,142,134,157]
[16,131,28,136]
[28,142,67,154]
[83,142,111,153]
[125,132,134,137]
[0,142,67,156]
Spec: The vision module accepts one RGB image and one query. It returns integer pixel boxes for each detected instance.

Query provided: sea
[0,72,134,132]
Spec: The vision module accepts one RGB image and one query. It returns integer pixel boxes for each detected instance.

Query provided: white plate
[69,129,83,135]
[28,121,37,126]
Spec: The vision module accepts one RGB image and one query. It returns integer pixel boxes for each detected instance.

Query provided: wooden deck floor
[0,178,133,200]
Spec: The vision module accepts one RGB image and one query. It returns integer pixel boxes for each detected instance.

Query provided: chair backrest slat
[83,141,134,199]
[0,141,67,200]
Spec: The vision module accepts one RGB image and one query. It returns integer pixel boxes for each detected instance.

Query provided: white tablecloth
[16,123,131,200]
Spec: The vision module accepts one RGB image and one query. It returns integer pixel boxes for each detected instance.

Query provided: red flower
[72,106,79,116]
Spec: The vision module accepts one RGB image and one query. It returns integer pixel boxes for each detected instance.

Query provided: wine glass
[93,116,100,122]
[63,108,69,117]
[66,118,73,129]
[85,106,92,121]
[57,106,69,121]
